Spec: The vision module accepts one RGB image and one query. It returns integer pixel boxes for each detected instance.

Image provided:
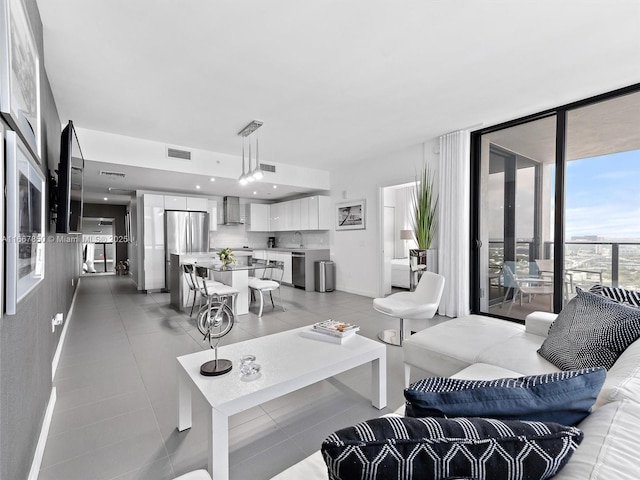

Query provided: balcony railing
[488,240,640,290]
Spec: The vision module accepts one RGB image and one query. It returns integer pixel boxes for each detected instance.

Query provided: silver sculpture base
[377,329,402,346]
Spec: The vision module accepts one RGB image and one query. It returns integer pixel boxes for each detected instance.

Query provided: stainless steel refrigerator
[164,210,209,290]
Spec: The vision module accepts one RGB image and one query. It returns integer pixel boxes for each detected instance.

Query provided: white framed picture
[0,0,41,160]
[336,200,366,231]
[5,130,45,315]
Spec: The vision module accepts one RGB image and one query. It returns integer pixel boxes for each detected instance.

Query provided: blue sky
[564,149,640,239]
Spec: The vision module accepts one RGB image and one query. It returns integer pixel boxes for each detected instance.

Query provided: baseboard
[336,286,376,298]
[28,387,56,480]
[52,277,81,381]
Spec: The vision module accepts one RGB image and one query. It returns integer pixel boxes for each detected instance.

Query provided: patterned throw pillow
[404,367,605,425]
[589,284,640,308]
[321,416,583,480]
[538,288,640,370]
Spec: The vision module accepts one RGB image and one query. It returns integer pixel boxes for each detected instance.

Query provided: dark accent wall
[83,203,129,265]
[0,2,78,480]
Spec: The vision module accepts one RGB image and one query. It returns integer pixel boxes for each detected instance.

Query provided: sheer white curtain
[438,130,471,317]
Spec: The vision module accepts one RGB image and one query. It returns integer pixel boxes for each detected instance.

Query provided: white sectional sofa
[273,312,640,479]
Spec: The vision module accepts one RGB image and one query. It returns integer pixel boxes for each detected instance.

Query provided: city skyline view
[565,148,640,240]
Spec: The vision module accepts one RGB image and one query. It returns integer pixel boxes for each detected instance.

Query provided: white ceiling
[36,1,640,205]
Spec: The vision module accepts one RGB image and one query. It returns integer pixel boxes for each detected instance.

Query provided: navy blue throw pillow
[322,416,583,480]
[404,367,605,426]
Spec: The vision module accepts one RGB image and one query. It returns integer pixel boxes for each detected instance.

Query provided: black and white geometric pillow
[589,284,640,308]
[322,416,583,480]
[538,288,640,370]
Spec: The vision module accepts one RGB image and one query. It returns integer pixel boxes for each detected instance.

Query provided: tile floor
[40,275,447,480]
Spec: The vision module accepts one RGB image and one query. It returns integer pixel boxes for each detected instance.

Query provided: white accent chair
[249,260,286,317]
[373,271,445,346]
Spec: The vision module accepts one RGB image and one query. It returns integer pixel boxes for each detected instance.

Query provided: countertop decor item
[218,248,236,268]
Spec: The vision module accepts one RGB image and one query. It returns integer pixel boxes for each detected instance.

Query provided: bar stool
[183,264,224,317]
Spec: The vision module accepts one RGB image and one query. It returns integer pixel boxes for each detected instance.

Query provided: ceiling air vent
[260,163,276,173]
[99,170,126,179]
[108,187,135,195]
[167,147,192,160]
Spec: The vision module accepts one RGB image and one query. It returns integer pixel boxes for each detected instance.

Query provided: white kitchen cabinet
[186,196,208,212]
[280,201,292,231]
[143,194,166,290]
[207,200,218,231]
[268,251,292,284]
[252,249,267,261]
[248,204,271,231]
[270,203,281,231]
[317,195,331,230]
[291,199,301,231]
[300,197,311,230]
[164,195,187,210]
[280,251,292,284]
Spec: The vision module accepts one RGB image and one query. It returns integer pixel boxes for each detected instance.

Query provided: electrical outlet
[52,313,63,333]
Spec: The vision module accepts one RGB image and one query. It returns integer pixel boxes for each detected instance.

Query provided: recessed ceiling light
[253,191,257,195]
[103,197,108,201]
[273,185,277,189]
[196,185,201,189]
[210,177,215,182]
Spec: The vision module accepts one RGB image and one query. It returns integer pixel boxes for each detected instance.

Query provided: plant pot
[409,249,438,290]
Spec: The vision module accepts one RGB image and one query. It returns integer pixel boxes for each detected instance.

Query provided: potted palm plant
[409,165,438,289]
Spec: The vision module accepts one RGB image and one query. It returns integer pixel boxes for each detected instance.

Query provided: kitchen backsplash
[209,225,329,249]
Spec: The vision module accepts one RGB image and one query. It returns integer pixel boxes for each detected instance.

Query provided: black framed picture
[336,200,366,231]
[0,0,41,159]
[5,130,45,315]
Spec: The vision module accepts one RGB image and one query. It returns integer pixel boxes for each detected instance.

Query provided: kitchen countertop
[210,247,330,253]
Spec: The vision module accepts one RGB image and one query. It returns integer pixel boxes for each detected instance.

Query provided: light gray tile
[42,407,160,468]
[48,387,151,436]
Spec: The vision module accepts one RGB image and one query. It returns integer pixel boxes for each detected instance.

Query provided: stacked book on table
[300,320,360,344]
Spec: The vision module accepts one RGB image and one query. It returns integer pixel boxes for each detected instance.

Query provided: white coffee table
[176,326,387,480]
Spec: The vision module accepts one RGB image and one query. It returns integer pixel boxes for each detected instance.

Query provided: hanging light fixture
[239,139,249,185]
[247,142,255,182]
[237,120,264,184]
[252,134,264,180]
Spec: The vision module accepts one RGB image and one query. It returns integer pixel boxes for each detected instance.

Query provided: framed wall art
[0,0,41,159]
[5,130,45,315]
[336,199,366,231]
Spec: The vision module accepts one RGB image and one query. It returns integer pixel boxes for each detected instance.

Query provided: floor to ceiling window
[472,85,640,321]
[474,116,556,319]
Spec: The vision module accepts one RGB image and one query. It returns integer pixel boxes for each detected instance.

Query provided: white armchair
[373,271,445,346]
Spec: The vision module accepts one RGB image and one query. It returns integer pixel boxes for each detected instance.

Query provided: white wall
[329,140,439,298]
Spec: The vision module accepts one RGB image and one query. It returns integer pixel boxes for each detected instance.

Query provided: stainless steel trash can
[315,260,335,292]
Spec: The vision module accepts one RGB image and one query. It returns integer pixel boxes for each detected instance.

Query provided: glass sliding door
[474,116,557,320]
[564,91,640,294]
[472,85,640,322]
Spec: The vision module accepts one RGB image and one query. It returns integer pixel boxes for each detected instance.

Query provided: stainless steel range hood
[223,196,243,224]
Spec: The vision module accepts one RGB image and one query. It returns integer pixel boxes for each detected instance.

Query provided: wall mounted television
[56,120,84,233]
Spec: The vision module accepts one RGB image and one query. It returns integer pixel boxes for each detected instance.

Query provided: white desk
[176,326,387,480]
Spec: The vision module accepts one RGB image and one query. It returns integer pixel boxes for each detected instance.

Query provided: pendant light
[252,134,264,180]
[247,142,255,182]
[239,139,249,185]
[237,120,264,184]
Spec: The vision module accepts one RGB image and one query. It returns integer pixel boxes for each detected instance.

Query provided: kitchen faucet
[294,231,304,248]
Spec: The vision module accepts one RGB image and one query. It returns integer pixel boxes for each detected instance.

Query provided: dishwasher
[292,252,305,289]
